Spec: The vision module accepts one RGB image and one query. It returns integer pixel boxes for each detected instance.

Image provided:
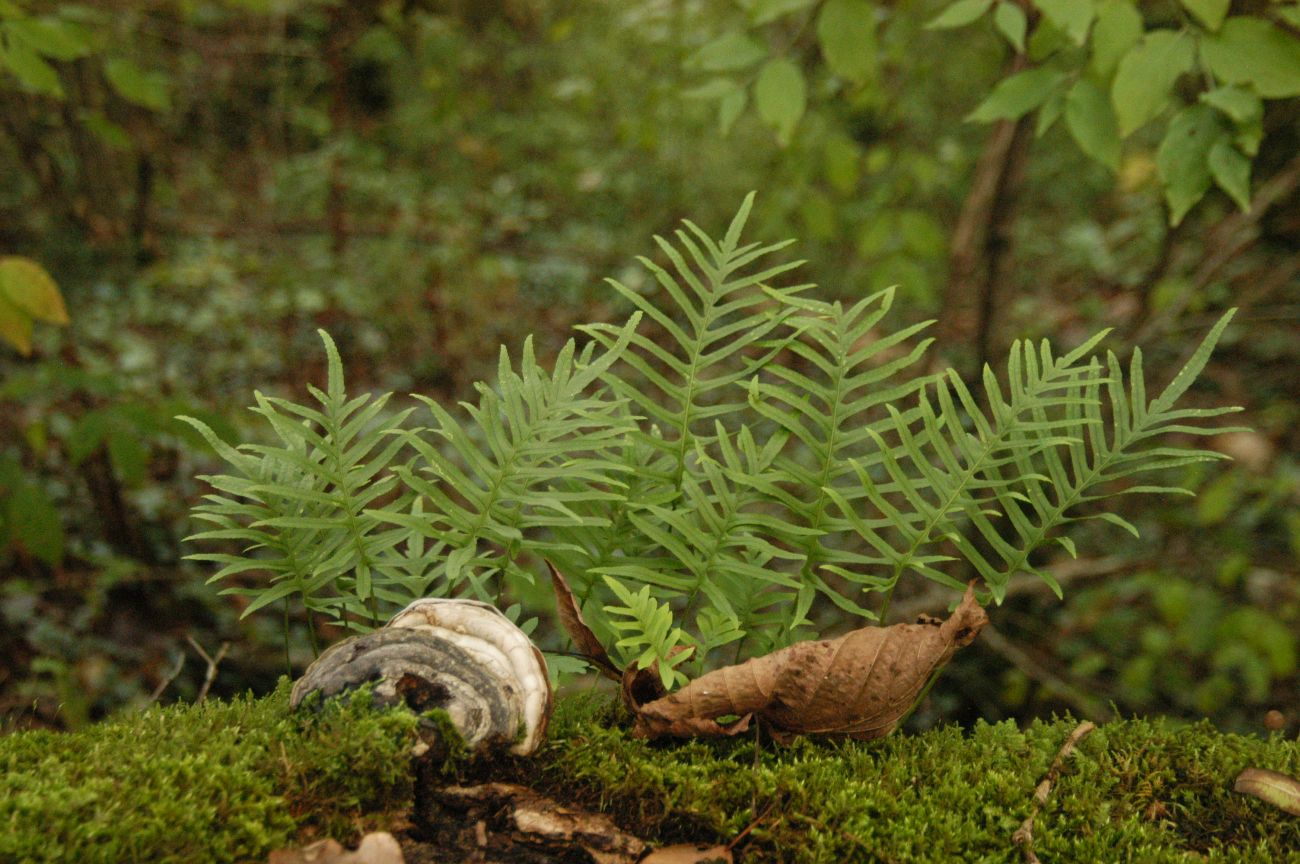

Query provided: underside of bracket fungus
[290,598,551,756]
[548,562,988,742]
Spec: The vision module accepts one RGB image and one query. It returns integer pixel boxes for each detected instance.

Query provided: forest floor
[1,684,1297,863]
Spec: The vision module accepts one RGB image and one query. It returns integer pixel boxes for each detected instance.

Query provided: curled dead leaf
[1234,768,1300,816]
[548,561,622,680]
[632,584,988,741]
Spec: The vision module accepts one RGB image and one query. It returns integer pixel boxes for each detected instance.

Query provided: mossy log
[1,684,1297,863]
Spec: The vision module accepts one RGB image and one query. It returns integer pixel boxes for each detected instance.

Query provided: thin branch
[147,650,186,704]
[886,556,1131,624]
[977,625,1110,722]
[186,635,231,703]
[1133,151,1300,344]
[937,52,1034,382]
[1012,720,1097,863]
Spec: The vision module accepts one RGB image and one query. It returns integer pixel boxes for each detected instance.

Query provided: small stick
[147,651,186,704]
[1012,720,1096,864]
[186,635,231,703]
[729,799,777,852]
[979,625,1109,722]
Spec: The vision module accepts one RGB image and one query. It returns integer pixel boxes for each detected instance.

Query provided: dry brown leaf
[1234,767,1300,816]
[268,832,404,864]
[641,843,733,863]
[632,584,988,741]
[548,561,623,680]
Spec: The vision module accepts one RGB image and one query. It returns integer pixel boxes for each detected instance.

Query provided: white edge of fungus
[388,598,551,755]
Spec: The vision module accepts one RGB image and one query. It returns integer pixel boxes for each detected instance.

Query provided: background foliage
[1,0,1295,736]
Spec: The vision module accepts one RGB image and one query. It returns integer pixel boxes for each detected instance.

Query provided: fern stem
[876,577,899,626]
[896,662,948,731]
[669,298,715,492]
[796,313,850,596]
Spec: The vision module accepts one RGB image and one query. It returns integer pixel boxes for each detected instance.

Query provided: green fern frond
[542,420,675,590]
[985,311,1245,592]
[825,332,1113,609]
[601,575,693,690]
[595,423,809,660]
[379,321,640,601]
[578,192,812,489]
[748,287,936,620]
[181,330,414,629]
[829,312,1240,613]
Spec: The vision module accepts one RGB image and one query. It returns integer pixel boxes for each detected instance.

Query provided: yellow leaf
[0,293,35,355]
[0,256,69,325]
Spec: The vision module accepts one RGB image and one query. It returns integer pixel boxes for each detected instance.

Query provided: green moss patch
[0,681,418,864]
[530,696,1300,863]
[2,688,1297,863]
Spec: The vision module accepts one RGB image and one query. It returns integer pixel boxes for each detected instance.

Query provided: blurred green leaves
[0,3,169,112]
[1064,78,1120,171]
[926,0,993,30]
[1111,30,1194,137]
[967,67,1067,122]
[1200,17,1300,99]
[0,8,92,97]
[754,58,806,145]
[0,455,64,566]
[816,0,877,85]
[923,0,1296,223]
[1156,105,1221,226]
[0,257,68,356]
[686,33,766,72]
[103,57,170,111]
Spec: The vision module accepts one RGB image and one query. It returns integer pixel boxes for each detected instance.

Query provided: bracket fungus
[291,598,551,756]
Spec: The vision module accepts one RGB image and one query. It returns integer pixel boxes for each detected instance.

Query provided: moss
[532,695,1300,863]
[0,680,419,864]
[418,707,469,765]
[2,687,1297,863]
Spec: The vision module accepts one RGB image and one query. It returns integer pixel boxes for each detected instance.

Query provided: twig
[937,51,1033,381]
[977,625,1110,722]
[728,799,777,853]
[186,635,231,703]
[1133,151,1300,344]
[147,651,186,704]
[886,556,1130,624]
[1012,720,1097,864]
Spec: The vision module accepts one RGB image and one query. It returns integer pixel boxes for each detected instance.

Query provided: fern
[989,321,1244,588]
[599,424,809,652]
[823,318,1241,617]
[377,323,640,604]
[578,192,810,488]
[601,575,694,690]
[183,196,1241,677]
[747,289,936,623]
[180,331,417,630]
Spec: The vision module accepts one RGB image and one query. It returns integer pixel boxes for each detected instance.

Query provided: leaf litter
[550,562,989,742]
